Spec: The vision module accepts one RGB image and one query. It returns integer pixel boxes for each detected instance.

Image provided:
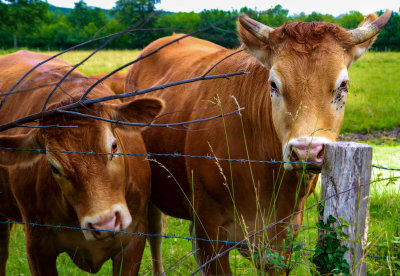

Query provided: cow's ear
[107,97,164,131]
[0,130,43,167]
[237,14,275,68]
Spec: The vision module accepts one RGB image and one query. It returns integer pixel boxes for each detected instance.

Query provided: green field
[1,50,399,274]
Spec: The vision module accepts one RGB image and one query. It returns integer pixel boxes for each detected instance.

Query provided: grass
[344,51,400,133]
[1,49,399,274]
[46,50,141,76]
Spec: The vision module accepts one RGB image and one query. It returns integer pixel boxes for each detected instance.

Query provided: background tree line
[0,0,398,51]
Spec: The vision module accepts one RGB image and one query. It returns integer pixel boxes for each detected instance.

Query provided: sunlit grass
[46,50,141,76]
[344,51,400,133]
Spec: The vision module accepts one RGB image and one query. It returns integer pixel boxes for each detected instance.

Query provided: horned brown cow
[0,51,163,275]
[125,11,391,274]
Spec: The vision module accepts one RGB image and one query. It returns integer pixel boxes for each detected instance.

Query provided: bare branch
[0,27,196,109]
[41,37,116,111]
[15,125,78,129]
[58,109,242,128]
[0,71,248,132]
[202,49,243,77]
[78,15,238,103]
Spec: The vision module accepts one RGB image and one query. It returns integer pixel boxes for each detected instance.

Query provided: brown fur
[89,72,127,94]
[0,51,163,275]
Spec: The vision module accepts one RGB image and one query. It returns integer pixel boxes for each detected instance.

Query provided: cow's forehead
[44,121,112,166]
[272,49,347,87]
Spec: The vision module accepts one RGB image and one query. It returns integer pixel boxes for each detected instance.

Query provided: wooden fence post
[320,142,373,275]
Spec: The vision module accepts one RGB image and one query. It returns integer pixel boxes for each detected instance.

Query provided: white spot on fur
[104,127,116,153]
[268,67,282,92]
[335,68,349,89]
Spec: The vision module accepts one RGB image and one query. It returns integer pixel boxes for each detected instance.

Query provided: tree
[3,0,48,49]
[66,0,107,29]
[114,0,160,27]
[259,4,289,27]
[337,11,364,29]
[113,0,161,48]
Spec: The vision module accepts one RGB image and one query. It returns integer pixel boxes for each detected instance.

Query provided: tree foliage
[0,1,398,51]
[1,0,48,48]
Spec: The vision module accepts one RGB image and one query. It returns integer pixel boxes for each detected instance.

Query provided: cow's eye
[50,164,61,176]
[111,143,118,153]
[339,81,348,92]
[270,81,279,94]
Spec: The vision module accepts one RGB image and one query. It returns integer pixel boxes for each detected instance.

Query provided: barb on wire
[0,71,248,133]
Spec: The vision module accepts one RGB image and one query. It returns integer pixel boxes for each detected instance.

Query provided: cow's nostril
[317,145,325,160]
[114,211,122,231]
[289,146,300,162]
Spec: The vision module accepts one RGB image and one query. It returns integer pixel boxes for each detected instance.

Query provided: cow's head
[0,97,163,240]
[238,10,391,172]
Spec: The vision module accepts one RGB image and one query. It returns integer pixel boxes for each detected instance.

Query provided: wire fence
[0,145,398,273]
[0,15,399,275]
[1,147,399,169]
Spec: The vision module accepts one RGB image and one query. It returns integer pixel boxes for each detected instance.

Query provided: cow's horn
[349,9,392,44]
[239,14,274,43]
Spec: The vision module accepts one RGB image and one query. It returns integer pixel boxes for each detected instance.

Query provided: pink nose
[289,143,324,171]
[87,212,122,240]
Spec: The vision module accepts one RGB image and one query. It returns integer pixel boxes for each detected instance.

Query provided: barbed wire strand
[0,147,398,171]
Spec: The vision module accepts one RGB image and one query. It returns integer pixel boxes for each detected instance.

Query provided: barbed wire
[1,218,398,263]
[372,164,400,171]
[0,147,398,171]
[0,147,324,165]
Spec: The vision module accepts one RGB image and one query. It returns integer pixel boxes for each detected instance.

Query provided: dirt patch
[339,127,400,144]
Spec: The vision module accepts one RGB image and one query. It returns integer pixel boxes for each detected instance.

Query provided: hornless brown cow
[125,11,391,274]
[0,51,163,275]
[90,72,127,94]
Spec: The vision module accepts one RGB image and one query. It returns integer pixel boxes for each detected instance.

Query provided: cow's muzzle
[284,137,331,172]
[81,204,132,241]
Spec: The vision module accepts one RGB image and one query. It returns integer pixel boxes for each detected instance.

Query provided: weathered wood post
[320,142,373,275]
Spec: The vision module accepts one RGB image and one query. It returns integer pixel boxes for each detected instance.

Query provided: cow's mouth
[295,165,322,174]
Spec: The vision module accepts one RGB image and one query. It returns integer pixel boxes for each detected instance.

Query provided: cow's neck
[231,53,282,162]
